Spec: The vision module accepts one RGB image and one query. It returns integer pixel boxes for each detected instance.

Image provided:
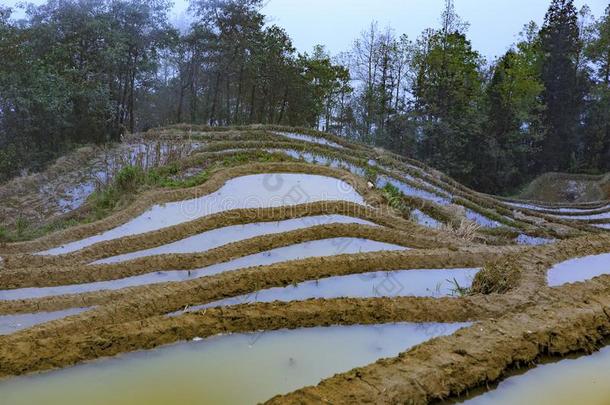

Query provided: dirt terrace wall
[1,126,609,403]
[494,233,610,296]
[198,139,552,235]
[142,126,610,223]
[265,233,610,404]
[150,124,362,151]
[153,129,563,236]
[2,128,583,254]
[1,255,609,385]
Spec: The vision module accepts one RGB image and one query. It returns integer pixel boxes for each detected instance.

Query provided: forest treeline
[0,0,609,194]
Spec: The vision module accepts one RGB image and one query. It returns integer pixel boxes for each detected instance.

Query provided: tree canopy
[1,0,610,194]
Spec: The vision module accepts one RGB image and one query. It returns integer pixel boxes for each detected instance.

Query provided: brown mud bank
[265,234,610,404]
[151,124,361,151]
[213,136,596,237]
[0,232,606,381]
[2,127,610,404]
[0,225,607,396]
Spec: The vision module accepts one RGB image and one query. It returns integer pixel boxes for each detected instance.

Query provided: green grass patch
[381,183,411,218]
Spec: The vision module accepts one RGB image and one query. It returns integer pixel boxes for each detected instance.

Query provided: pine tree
[539,0,582,171]
[482,24,545,192]
[411,2,483,185]
[582,5,610,171]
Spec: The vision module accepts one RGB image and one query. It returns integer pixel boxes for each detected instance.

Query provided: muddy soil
[267,235,610,404]
[2,201,456,270]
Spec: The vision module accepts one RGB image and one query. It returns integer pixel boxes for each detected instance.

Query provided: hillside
[0,127,609,403]
[516,172,610,203]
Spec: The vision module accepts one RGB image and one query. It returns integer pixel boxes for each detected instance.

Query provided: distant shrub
[115,165,146,192]
[364,166,378,184]
[0,144,21,183]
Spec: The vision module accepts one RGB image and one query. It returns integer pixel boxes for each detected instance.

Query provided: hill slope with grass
[515,172,610,203]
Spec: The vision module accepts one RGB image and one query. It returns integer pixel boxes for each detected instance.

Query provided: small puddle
[93,215,376,264]
[412,209,443,228]
[273,131,344,149]
[547,252,610,286]
[179,268,479,313]
[516,234,554,246]
[378,176,451,205]
[460,345,610,405]
[38,173,366,256]
[554,211,610,221]
[0,322,470,405]
[1,238,407,301]
[0,308,90,335]
[465,209,502,228]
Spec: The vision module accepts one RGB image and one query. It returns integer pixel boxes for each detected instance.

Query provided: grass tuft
[470,258,521,294]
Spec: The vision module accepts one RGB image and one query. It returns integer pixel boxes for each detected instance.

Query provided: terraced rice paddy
[92,215,377,264]
[38,173,366,255]
[1,125,609,404]
[180,268,479,312]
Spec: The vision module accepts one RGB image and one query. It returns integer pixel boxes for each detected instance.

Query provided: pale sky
[5,0,608,59]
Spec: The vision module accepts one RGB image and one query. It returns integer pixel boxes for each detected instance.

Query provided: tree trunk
[234,60,245,123]
[209,71,222,126]
[249,84,257,122]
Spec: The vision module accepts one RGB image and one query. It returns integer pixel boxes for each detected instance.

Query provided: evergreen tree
[582,5,610,171]
[412,10,484,185]
[480,23,546,192]
[539,0,582,171]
